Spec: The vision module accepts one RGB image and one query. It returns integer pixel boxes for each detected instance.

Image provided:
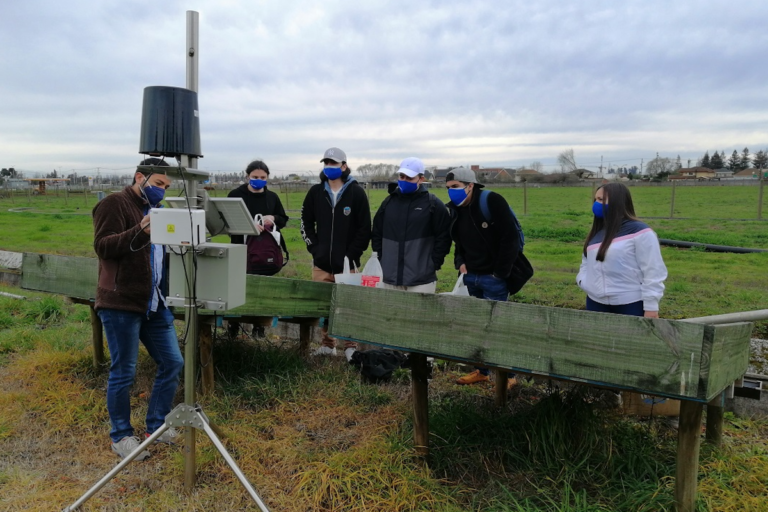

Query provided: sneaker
[344,347,356,362]
[456,370,490,385]
[111,436,150,461]
[312,346,337,356]
[146,427,180,445]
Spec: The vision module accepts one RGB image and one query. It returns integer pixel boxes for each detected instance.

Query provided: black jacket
[372,183,453,286]
[448,189,521,279]
[300,174,371,274]
[227,184,288,245]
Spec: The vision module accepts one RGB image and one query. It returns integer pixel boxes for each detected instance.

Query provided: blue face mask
[249,178,267,190]
[447,187,469,206]
[143,185,165,207]
[324,166,343,180]
[592,201,607,219]
[398,179,419,194]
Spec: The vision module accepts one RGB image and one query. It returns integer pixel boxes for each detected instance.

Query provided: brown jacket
[93,187,153,313]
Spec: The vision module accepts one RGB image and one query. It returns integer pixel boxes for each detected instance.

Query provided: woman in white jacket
[577,183,667,318]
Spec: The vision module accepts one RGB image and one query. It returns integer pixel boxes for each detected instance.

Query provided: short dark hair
[245,160,270,176]
[133,157,170,185]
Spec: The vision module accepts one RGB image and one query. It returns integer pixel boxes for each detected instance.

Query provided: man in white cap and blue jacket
[372,157,452,293]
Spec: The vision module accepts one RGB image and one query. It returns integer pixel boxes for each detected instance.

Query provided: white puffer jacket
[576,220,667,311]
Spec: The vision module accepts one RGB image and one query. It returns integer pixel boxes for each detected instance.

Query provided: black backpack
[476,190,533,295]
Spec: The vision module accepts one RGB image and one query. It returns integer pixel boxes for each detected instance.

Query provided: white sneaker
[345,348,356,362]
[111,436,150,461]
[147,427,180,445]
[312,346,337,356]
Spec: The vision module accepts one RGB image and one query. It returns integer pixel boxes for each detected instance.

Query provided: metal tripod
[63,404,270,512]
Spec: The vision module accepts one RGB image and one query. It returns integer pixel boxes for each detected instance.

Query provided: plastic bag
[334,256,363,286]
[360,251,383,288]
[441,275,469,296]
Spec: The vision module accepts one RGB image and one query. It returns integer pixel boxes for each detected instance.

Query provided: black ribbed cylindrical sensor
[139,86,202,158]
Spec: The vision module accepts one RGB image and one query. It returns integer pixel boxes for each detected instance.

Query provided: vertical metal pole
[523,180,527,215]
[183,9,200,493]
[758,177,764,220]
[670,180,676,219]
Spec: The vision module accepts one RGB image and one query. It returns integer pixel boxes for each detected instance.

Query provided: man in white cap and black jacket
[372,157,452,293]
[301,147,371,357]
[446,167,523,387]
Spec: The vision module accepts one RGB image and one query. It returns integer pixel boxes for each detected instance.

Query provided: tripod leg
[62,424,169,512]
[201,420,271,512]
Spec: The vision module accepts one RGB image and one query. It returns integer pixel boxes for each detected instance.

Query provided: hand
[459,264,467,274]
[644,310,659,318]
[140,215,151,234]
[262,215,275,229]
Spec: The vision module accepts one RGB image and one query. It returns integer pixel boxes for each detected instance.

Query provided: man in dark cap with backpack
[445,167,531,386]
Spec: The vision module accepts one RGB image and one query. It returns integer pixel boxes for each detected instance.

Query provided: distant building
[432,168,452,182]
[714,169,734,179]
[670,167,716,180]
[732,169,762,180]
[469,166,514,182]
[514,169,541,182]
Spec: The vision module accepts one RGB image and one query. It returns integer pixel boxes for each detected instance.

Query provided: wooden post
[299,323,312,357]
[523,181,528,215]
[670,181,677,219]
[758,177,764,220]
[90,306,105,368]
[705,392,724,447]
[675,400,704,512]
[199,322,214,395]
[410,353,430,459]
[494,369,508,407]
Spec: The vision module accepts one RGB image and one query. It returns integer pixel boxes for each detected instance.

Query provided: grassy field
[1,184,767,511]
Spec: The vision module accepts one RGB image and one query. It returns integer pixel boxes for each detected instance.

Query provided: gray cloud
[1,0,768,176]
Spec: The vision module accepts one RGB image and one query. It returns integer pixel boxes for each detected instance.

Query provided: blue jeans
[98,305,184,442]
[586,297,644,317]
[463,272,509,302]
[464,273,511,377]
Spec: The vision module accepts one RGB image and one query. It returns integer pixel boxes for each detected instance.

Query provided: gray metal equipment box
[167,243,246,311]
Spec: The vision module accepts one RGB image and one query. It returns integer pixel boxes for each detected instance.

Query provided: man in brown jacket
[92,158,183,460]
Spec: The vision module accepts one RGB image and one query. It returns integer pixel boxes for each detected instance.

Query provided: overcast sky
[2,0,768,177]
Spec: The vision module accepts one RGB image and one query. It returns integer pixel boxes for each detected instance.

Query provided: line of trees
[697,148,767,171]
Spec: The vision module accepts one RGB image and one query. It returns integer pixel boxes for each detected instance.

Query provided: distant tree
[646,156,676,175]
[710,151,724,169]
[557,149,578,173]
[700,151,711,169]
[675,155,682,170]
[529,161,544,173]
[740,147,751,170]
[627,166,638,174]
[355,163,398,180]
[727,150,741,171]
[753,150,768,169]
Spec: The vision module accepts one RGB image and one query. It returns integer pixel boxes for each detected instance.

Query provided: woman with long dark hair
[577,183,667,317]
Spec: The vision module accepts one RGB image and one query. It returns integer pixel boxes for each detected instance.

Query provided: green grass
[0,308,765,511]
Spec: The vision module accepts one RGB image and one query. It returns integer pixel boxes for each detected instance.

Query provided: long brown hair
[582,183,639,261]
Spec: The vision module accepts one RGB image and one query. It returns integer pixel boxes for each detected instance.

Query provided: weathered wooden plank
[329,286,710,399]
[21,253,97,300]
[209,274,332,319]
[699,322,753,401]
[19,254,331,319]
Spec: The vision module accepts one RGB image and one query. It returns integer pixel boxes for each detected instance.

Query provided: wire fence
[2,179,766,220]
